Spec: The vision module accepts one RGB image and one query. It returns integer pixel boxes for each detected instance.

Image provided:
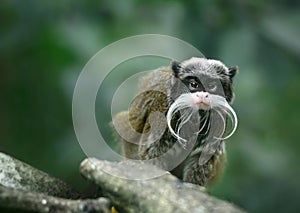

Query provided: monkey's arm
[113,90,169,159]
[183,142,226,186]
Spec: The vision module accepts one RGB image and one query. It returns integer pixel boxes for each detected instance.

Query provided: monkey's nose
[195,91,209,98]
[192,92,210,110]
[194,92,210,102]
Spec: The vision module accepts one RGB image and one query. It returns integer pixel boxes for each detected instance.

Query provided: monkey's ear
[228,66,238,79]
[170,60,181,77]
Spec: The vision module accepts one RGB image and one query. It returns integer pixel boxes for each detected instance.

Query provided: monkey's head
[166,57,238,149]
[171,57,238,104]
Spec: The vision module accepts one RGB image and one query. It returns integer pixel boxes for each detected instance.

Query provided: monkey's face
[166,57,238,148]
[171,57,238,105]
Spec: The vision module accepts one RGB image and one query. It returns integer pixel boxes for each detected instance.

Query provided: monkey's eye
[207,82,217,92]
[189,80,200,89]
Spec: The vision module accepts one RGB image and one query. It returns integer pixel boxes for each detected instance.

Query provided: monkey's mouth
[194,102,210,110]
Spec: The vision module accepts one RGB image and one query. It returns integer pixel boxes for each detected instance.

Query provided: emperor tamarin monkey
[113,57,238,186]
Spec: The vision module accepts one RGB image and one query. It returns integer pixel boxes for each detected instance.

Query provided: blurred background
[1,0,300,212]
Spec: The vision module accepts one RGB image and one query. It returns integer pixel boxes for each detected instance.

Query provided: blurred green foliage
[1,0,300,212]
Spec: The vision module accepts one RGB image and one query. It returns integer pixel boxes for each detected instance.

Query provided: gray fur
[114,57,237,186]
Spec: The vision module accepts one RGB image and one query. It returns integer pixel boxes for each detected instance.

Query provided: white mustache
[166,93,238,145]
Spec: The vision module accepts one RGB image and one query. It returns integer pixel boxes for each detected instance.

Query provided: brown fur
[113,58,236,186]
